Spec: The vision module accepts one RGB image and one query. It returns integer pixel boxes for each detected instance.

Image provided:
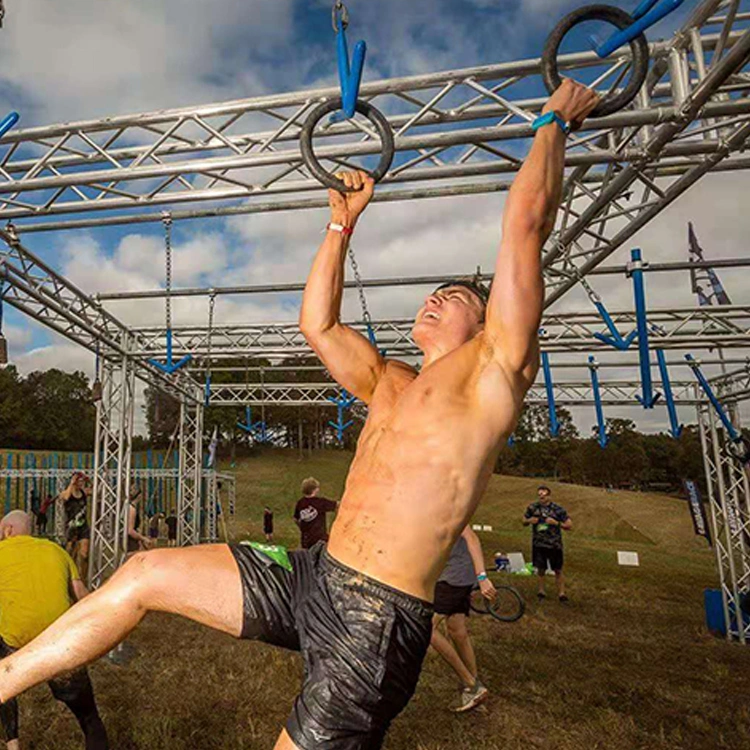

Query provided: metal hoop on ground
[300,98,395,192]
[541,4,650,118]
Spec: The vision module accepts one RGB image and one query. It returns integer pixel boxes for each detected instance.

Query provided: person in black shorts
[165,509,178,547]
[430,525,496,713]
[523,486,572,601]
[59,473,91,582]
[263,506,274,542]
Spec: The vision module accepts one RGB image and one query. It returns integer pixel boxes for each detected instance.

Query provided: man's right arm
[300,171,386,404]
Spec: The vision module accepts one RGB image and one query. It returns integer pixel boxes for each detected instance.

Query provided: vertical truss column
[89,348,136,588]
[177,396,204,546]
[204,472,218,543]
[697,393,750,643]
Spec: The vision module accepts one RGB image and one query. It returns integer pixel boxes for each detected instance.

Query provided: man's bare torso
[327,333,532,601]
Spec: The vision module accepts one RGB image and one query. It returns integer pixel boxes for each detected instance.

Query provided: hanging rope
[92,342,103,402]
[204,291,216,406]
[347,244,377,346]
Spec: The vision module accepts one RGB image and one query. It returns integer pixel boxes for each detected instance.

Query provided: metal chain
[577,274,601,303]
[162,212,173,331]
[206,291,216,370]
[332,0,349,32]
[347,244,376,342]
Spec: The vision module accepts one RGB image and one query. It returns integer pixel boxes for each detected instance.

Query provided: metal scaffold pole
[696,390,750,643]
[89,348,136,588]
[177,396,204,546]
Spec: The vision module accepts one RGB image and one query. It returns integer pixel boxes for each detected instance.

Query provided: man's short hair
[301,477,320,496]
[433,274,491,320]
[538,485,551,494]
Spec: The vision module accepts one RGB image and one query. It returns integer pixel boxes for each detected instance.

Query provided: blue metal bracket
[204,374,212,407]
[592,299,638,350]
[0,112,19,140]
[335,14,366,119]
[588,356,608,449]
[685,354,741,443]
[541,351,561,437]
[507,434,516,448]
[596,0,685,58]
[148,329,192,375]
[237,406,268,442]
[629,248,660,409]
[328,389,356,443]
[655,348,682,438]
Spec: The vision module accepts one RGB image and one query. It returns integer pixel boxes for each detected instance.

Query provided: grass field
[14,449,750,749]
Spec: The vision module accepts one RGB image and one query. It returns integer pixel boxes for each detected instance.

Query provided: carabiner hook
[332,1,349,32]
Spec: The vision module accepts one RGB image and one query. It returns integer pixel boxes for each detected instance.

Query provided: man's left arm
[461,526,497,601]
[485,81,599,383]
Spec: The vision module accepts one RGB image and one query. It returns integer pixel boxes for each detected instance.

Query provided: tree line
[0,363,715,492]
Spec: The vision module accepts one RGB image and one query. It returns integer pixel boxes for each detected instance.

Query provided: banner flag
[683,479,712,544]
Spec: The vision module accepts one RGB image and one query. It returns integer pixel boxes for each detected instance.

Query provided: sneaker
[537,592,546,600]
[451,680,489,713]
[559,594,569,603]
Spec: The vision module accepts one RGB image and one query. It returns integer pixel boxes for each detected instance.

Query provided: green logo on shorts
[241,541,293,572]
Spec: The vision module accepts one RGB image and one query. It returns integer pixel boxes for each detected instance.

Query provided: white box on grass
[617,551,640,567]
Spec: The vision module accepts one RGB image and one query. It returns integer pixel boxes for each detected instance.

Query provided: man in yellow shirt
[0,511,109,750]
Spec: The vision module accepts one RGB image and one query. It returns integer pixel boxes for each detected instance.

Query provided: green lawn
[15,448,750,749]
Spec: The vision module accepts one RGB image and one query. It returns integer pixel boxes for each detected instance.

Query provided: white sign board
[617,551,640,567]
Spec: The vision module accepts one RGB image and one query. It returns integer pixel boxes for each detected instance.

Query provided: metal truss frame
[89,353,136,588]
[206,378,702,408]
[697,387,750,644]
[129,305,750,364]
[177,396,204,546]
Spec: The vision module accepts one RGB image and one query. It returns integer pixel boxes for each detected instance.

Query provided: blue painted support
[0,112,19,140]
[328,390,356,443]
[655,349,683,438]
[685,354,742,442]
[148,329,192,375]
[541,351,561,437]
[596,0,684,57]
[588,356,608,448]
[507,434,516,448]
[336,15,367,119]
[592,299,638,350]
[204,374,211,407]
[629,249,660,409]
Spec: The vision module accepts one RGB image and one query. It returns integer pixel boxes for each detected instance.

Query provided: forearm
[462,528,487,576]
[502,126,566,249]
[300,228,351,336]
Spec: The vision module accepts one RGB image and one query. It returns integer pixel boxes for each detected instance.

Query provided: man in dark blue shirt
[523,486,572,602]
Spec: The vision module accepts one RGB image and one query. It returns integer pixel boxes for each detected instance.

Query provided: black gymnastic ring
[300,97,395,192]
[541,4,650,118]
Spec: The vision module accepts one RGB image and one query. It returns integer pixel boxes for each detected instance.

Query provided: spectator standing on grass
[165,509,178,547]
[126,487,152,555]
[36,496,53,536]
[0,511,109,750]
[430,525,496,713]
[263,506,274,543]
[293,478,337,550]
[523,486,572,601]
[148,513,163,546]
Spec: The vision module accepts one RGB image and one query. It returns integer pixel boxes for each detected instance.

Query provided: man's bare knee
[107,551,163,611]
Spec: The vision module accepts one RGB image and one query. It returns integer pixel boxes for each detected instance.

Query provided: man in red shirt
[293,478,338,549]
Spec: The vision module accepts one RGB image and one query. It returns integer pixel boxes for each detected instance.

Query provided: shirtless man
[0,81,598,750]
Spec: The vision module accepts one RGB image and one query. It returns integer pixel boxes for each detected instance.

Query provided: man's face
[538,489,551,504]
[412,286,485,353]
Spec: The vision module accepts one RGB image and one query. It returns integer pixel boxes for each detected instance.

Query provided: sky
[0,0,748,437]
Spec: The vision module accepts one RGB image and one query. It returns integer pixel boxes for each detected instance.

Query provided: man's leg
[430,615,474,689]
[555,570,567,599]
[49,669,108,750]
[273,728,301,750]
[446,614,477,682]
[533,546,547,598]
[0,545,243,703]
